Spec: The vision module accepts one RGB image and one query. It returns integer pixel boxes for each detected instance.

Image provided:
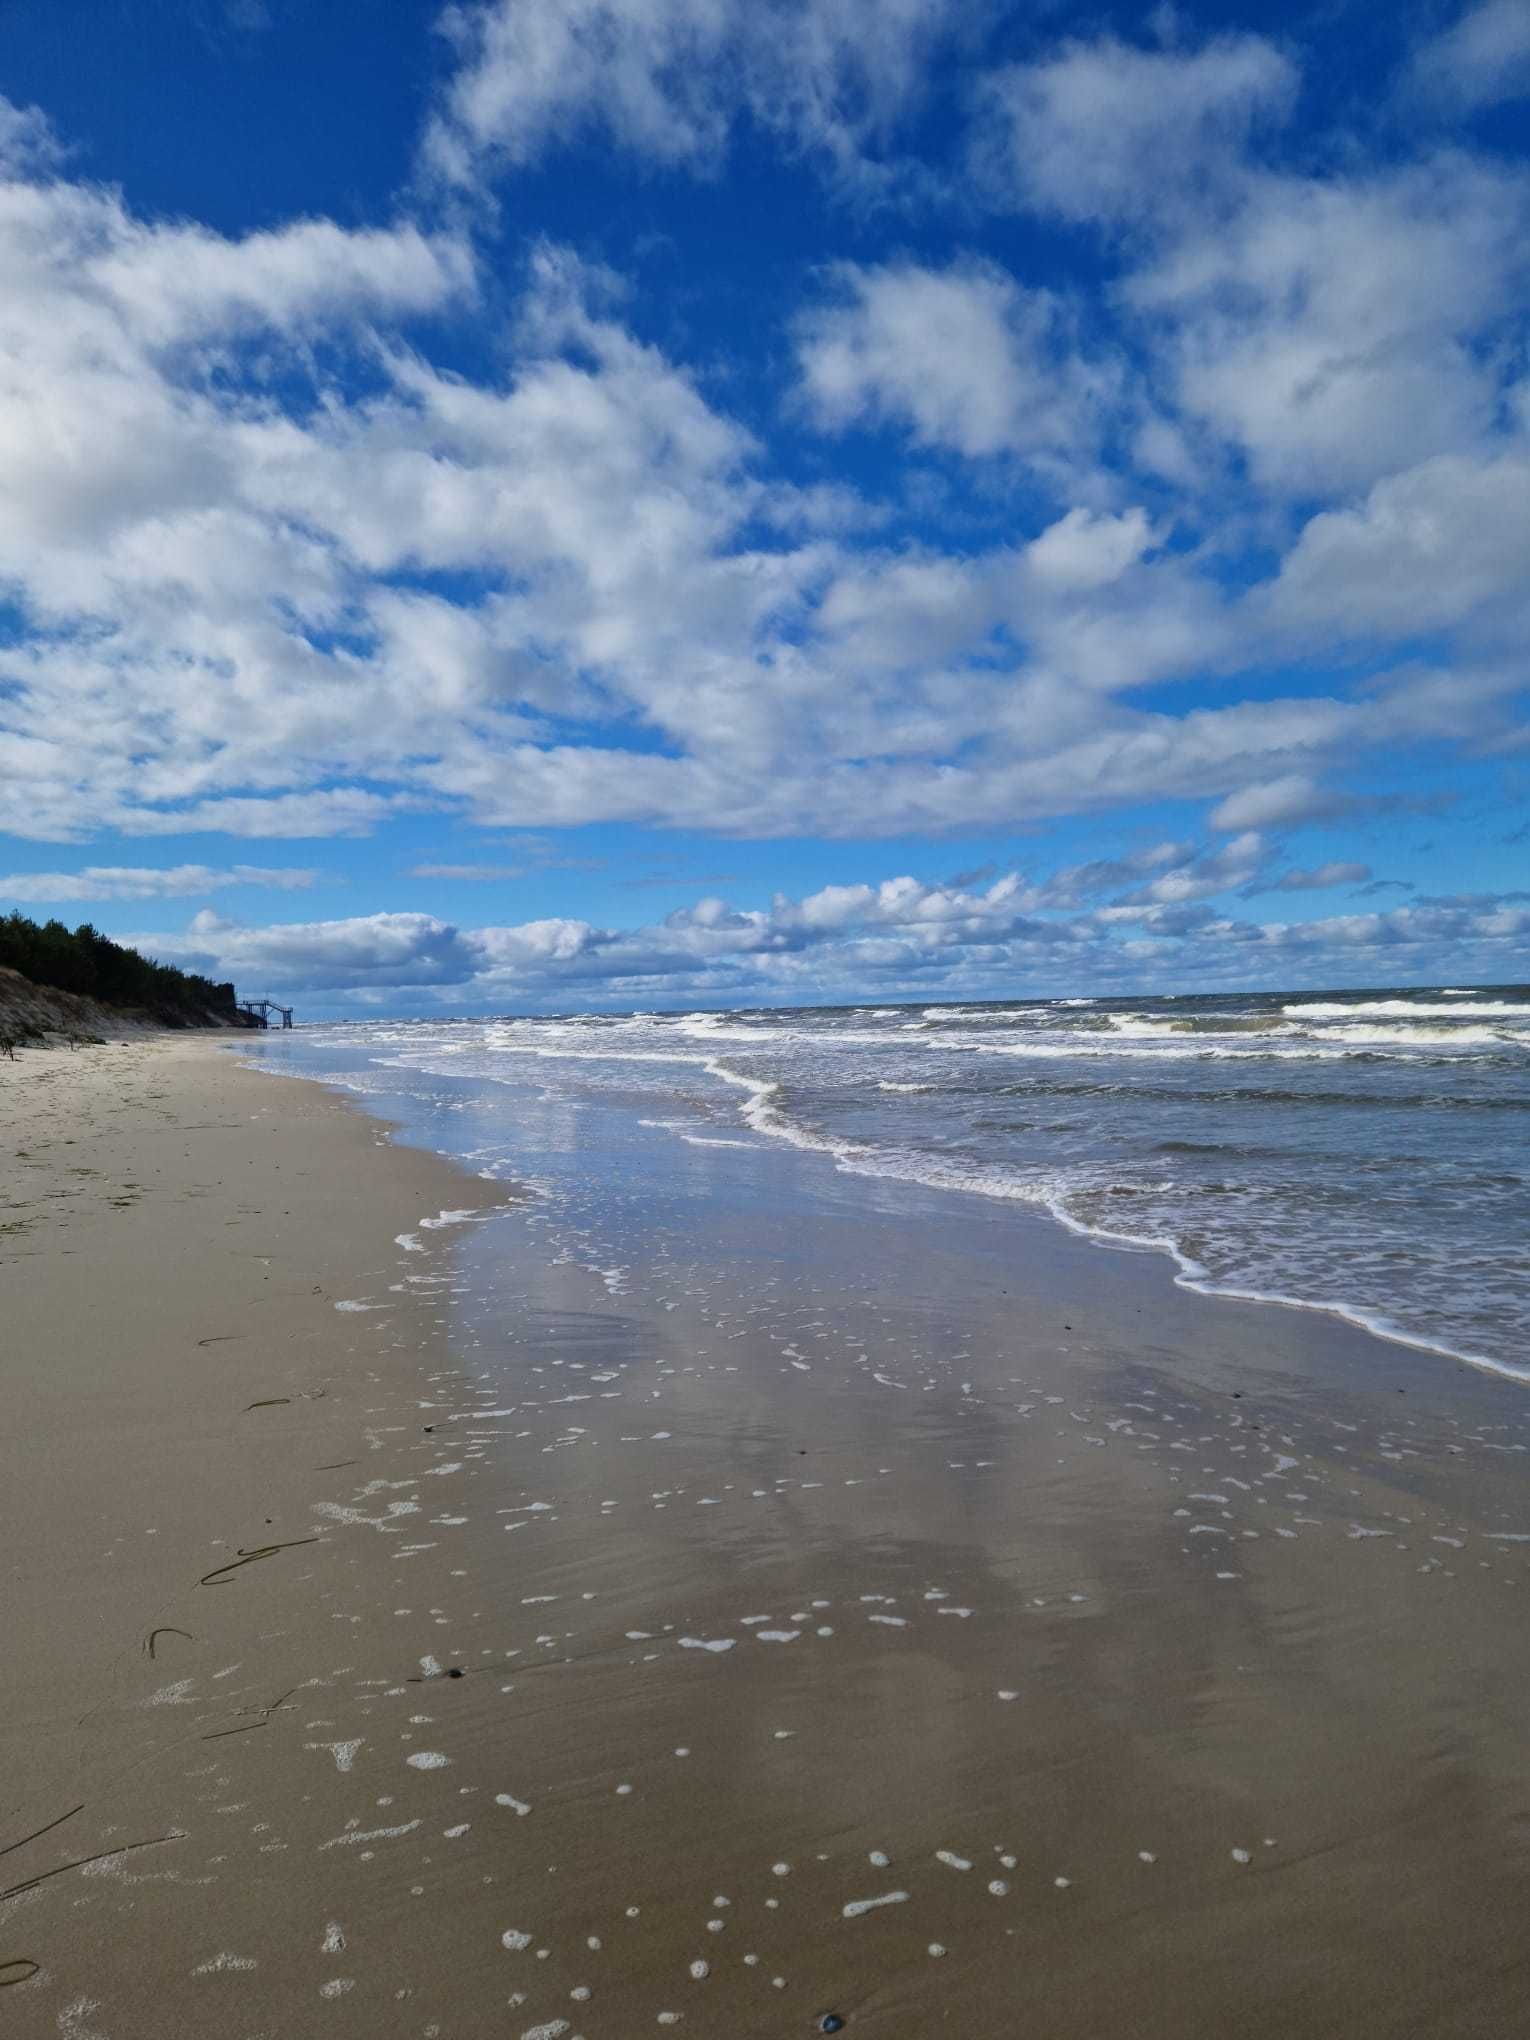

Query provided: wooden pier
[238,998,294,1029]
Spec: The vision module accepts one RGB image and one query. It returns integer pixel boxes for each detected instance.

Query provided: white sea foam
[1105,1013,1297,1039]
[921,1006,1041,1022]
[717,1078,1530,1382]
[1329,1023,1515,1048]
[1284,1000,1530,1020]
[843,1891,909,1917]
[971,1036,1477,1062]
[259,997,1530,1388]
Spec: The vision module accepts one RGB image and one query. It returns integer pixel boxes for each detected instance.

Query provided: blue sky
[0,0,1527,1014]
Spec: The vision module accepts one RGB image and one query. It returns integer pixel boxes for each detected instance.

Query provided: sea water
[253,984,1530,1381]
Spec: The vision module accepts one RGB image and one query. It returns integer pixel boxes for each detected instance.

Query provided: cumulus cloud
[1270,452,1530,642]
[0,4,1525,885]
[976,32,1297,224]
[795,260,1115,469]
[0,117,1400,850]
[974,29,1530,500]
[170,908,477,991]
[136,864,1530,1011]
[1115,831,1268,905]
[1023,507,1157,592]
[1127,156,1530,497]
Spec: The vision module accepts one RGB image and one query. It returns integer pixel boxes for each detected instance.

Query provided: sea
[254,984,1530,1383]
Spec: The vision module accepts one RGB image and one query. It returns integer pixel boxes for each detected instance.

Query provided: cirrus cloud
[0,864,317,904]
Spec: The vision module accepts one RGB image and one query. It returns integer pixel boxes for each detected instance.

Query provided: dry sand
[3,1035,1530,2037]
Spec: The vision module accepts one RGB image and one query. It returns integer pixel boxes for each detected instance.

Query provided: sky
[0,0,1527,1016]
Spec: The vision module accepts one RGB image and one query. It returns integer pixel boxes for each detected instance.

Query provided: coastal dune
[3,1036,1530,2036]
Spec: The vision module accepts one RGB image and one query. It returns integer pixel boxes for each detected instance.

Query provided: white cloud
[1118,831,1267,905]
[0,98,60,174]
[1254,860,1371,893]
[0,24,1523,873]
[1407,0,1530,111]
[0,120,1375,850]
[1127,156,1530,496]
[795,260,1114,467]
[1207,775,1456,835]
[136,865,1530,1010]
[410,862,531,881]
[975,31,1530,499]
[1270,451,1530,642]
[976,33,1296,224]
[423,0,957,188]
[1023,507,1156,592]
[1209,775,1350,832]
[172,908,476,991]
[0,864,316,904]
[87,216,473,349]
[119,793,434,841]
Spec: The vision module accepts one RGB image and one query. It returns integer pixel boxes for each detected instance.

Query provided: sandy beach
[4,1034,1530,2038]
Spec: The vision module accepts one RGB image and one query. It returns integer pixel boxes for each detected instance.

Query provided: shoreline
[741,1062,1530,1389]
[6,1033,1530,2036]
[716,1054,1530,1391]
[272,1026,1530,1414]
[380,1022,1530,1390]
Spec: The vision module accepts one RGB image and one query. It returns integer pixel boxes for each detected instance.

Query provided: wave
[257,1017,1530,1392]
[1283,999,1530,1020]
[1324,1023,1519,1048]
[1104,1013,1297,1037]
[1002,1077,1530,1111]
[920,1006,1044,1023]
[409,1013,1521,1085]
[707,1065,1529,1385]
[971,1039,1442,1064]
[669,1015,897,1048]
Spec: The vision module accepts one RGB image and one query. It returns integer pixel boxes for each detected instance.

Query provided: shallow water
[255,982,1530,1380]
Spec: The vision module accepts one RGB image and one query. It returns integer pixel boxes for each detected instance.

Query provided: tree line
[0,910,242,1021]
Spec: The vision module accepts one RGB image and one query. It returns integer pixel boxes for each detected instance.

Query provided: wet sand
[4,1036,1530,2037]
